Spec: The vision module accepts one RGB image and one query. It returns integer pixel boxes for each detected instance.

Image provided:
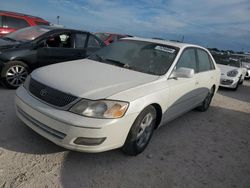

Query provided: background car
[0,10,49,36]
[95,32,132,45]
[0,26,105,88]
[15,38,220,156]
[215,58,247,90]
[242,61,250,79]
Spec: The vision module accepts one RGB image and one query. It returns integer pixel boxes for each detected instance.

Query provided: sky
[1,0,250,51]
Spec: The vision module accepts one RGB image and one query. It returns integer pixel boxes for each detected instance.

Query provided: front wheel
[1,61,29,89]
[122,105,156,156]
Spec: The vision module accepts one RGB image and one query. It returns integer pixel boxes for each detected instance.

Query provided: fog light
[74,137,106,146]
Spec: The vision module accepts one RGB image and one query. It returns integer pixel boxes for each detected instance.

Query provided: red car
[95,32,132,45]
[0,10,49,37]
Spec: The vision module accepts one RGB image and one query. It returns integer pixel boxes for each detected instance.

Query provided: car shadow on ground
[218,81,250,103]
[60,106,250,188]
[0,86,64,154]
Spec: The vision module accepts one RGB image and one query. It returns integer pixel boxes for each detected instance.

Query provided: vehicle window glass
[0,16,2,27]
[95,33,110,41]
[3,16,29,29]
[75,33,87,48]
[88,35,101,48]
[46,33,72,48]
[88,40,179,76]
[197,49,214,72]
[35,21,49,26]
[176,48,197,72]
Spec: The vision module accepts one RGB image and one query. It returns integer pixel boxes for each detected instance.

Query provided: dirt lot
[0,81,249,188]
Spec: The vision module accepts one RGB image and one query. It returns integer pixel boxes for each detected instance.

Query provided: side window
[2,16,29,29]
[75,33,87,48]
[197,49,214,72]
[0,16,2,27]
[176,48,197,72]
[46,33,72,48]
[88,35,101,48]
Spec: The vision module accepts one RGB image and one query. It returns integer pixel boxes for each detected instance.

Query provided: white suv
[15,38,220,155]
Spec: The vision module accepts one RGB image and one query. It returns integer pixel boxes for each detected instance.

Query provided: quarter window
[3,16,29,29]
[0,16,2,27]
[197,49,214,72]
[88,35,101,48]
[75,33,87,48]
[176,49,197,72]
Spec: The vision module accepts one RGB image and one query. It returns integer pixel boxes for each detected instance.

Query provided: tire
[196,87,215,112]
[1,61,29,89]
[122,105,157,156]
[232,76,241,91]
[239,75,244,85]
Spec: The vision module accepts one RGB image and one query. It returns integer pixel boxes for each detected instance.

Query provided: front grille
[220,79,233,85]
[29,78,78,107]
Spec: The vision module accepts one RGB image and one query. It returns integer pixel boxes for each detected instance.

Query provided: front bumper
[15,86,138,153]
[219,75,240,88]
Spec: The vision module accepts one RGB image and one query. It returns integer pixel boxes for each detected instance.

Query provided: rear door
[195,48,216,102]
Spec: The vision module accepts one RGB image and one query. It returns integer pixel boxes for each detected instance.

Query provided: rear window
[3,16,29,29]
[35,21,49,26]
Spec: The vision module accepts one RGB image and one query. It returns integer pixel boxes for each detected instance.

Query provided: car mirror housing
[172,67,194,79]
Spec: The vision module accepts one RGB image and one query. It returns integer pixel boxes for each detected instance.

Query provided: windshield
[3,26,52,42]
[88,40,179,75]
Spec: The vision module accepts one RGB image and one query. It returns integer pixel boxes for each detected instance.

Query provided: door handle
[195,81,199,85]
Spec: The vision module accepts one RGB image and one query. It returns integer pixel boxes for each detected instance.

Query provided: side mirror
[171,67,194,79]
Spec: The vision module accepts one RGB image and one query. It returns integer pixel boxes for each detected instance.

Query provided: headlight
[23,75,31,90]
[70,99,129,119]
[227,69,238,77]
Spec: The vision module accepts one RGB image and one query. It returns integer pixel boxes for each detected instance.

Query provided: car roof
[0,10,47,21]
[122,37,207,50]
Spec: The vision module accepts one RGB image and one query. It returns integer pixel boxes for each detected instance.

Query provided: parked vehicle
[0,10,49,36]
[0,25,105,88]
[242,61,250,79]
[15,38,220,155]
[95,32,132,45]
[215,58,247,90]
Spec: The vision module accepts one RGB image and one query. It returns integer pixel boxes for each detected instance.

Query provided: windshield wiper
[103,58,127,68]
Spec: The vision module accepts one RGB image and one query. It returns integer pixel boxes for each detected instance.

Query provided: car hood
[217,64,238,75]
[0,38,21,50]
[31,59,159,100]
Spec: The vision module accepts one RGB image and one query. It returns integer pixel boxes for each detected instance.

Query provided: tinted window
[88,40,179,75]
[197,49,214,72]
[35,21,49,26]
[0,16,2,27]
[75,33,87,48]
[88,35,101,48]
[176,48,197,72]
[3,16,29,29]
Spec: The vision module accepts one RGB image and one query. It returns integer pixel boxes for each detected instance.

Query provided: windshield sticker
[155,46,176,53]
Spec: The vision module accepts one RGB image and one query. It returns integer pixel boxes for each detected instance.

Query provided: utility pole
[181,35,184,42]
[57,16,60,25]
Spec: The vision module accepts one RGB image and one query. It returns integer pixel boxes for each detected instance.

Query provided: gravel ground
[0,81,249,188]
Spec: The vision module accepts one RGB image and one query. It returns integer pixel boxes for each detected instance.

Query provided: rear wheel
[122,105,156,156]
[1,61,29,89]
[196,87,215,112]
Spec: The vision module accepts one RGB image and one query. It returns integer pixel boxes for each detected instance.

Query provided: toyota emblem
[40,89,48,97]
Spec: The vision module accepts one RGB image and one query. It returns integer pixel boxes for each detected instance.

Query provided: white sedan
[15,38,220,155]
[217,60,247,90]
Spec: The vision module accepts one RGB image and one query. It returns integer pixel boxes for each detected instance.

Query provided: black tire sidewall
[1,61,29,89]
[122,105,157,156]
